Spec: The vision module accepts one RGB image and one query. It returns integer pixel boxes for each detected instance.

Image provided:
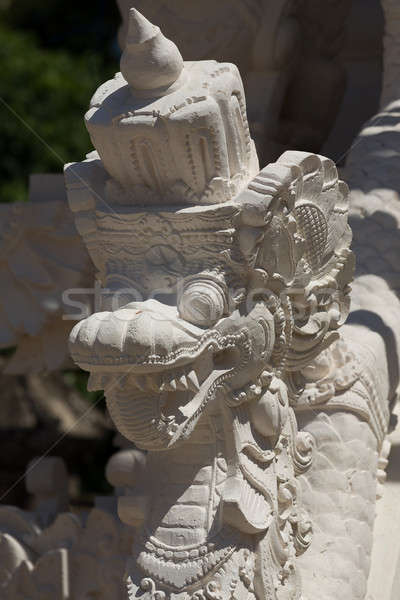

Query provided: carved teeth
[161,376,177,392]
[186,370,200,392]
[136,367,200,394]
[177,373,188,391]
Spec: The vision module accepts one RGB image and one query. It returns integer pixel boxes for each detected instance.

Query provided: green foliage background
[0,0,120,202]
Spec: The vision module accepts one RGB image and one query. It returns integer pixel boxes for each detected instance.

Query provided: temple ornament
[65,9,355,599]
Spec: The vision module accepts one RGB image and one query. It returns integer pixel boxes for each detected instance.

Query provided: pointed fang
[177,373,188,391]
[187,370,200,392]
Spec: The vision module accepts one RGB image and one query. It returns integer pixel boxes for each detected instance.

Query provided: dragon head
[65,9,352,452]
[68,151,353,451]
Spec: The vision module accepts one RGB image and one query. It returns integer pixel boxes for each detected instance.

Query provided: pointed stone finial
[120,8,184,94]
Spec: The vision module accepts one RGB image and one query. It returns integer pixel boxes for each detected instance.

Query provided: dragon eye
[178,278,227,327]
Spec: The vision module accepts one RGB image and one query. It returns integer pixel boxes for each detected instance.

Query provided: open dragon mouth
[99,344,243,450]
[69,299,270,449]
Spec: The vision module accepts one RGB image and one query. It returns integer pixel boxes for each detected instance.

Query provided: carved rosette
[65,9,353,600]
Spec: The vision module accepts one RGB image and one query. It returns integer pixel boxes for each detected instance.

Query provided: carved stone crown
[85,9,259,206]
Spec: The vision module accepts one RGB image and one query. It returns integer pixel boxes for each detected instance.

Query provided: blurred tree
[0,0,120,203]
[2,0,119,54]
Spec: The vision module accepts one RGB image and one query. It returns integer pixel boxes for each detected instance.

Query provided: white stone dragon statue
[64,9,354,600]
[1,2,400,599]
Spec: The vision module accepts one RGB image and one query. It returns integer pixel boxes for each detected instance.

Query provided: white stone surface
[367,403,400,600]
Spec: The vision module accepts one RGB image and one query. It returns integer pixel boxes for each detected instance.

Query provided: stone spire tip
[120,8,184,94]
[126,8,158,45]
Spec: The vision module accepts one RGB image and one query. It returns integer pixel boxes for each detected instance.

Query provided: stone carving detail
[65,9,353,599]
[290,337,389,445]
[295,410,382,600]
[0,458,134,600]
[0,174,92,373]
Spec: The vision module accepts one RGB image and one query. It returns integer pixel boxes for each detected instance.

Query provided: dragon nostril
[178,280,226,327]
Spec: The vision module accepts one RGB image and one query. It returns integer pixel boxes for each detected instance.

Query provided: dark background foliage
[0,0,120,202]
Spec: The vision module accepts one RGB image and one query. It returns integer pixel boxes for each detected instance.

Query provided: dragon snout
[69,299,205,373]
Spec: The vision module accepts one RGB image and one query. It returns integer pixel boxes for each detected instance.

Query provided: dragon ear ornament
[234,150,353,376]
